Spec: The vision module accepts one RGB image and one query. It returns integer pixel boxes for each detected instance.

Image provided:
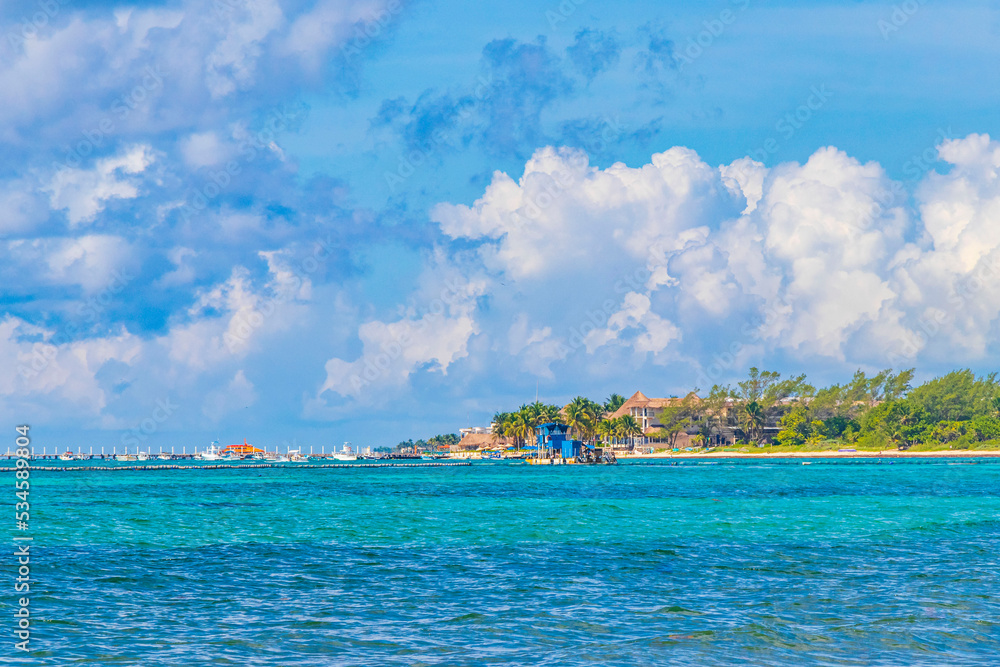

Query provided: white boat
[157,452,172,461]
[137,451,149,461]
[288,449,309,463]
[196,441,223,461]
[332,442,358,461]
[58,451,75,461]
[114,452,137,462]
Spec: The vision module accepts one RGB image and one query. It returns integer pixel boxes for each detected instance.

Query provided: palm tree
[564,397,595,441]
[741,400,766,444]
[509,409,534,450]
[595,419,615,446]
[604,393,626,414]
[490,411,511,448]
[540,403,562,424]
[617,415,642,448]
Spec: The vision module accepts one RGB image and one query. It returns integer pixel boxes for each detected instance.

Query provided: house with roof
[608,391,735,447]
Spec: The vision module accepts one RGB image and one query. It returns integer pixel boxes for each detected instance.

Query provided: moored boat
[332,442,358,461]
[196,441,223,461]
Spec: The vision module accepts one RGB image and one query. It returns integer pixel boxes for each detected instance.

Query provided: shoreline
[627,449,1000,459]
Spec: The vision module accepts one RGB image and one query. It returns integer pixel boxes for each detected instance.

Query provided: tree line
[699,367,1000,449]
[396,433,460,452]
[491,395,646,448]
[489,368,1000,451]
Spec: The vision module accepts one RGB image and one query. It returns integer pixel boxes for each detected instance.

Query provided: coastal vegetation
[396,434,460,452]
[491,397,642,448]
[489,368,1000,452]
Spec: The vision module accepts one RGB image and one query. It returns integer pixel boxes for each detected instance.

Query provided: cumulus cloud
[417,135,1000,390]
[316,256,487,401]
[45,145,154,225]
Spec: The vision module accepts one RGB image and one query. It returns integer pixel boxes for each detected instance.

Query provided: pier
[0,461,472,472]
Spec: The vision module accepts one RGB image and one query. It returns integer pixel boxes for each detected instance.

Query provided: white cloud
[422,136,1000,380]
[205,0,286,97]
[45,145,154,225]
[180,132,232,167]
[0,316,141,421]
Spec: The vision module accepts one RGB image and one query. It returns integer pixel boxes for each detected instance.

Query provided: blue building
[536,423,587,459]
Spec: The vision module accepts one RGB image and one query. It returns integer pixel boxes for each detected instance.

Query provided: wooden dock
[0,461,472,473]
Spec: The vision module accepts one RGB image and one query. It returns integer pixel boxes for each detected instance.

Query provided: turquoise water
[8,459,1000,665]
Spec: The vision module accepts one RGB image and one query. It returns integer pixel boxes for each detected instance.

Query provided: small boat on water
[58,451,75,461]
[137,451,150,461]
[196,441,223,461]
[157,452,172,461]
[287,449,309,463]
[332,442,358,461]
[114,452,137,462]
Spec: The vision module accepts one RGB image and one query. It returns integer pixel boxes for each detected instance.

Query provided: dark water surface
[8,459,1000,665]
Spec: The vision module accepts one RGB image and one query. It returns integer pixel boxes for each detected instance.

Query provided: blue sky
[3,0,1000,451]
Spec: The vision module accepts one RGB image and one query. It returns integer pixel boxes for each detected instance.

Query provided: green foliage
[819,416,858,438]
[604,393,626,413]
[971,415,1000,441]
[907,370,999,422]
[858,400,927,450]
[775,406,810,447]
[725,367,813,444]
[488,369,1000,452]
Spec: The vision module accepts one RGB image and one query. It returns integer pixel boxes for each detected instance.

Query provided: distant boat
[333,442,357,461]
[137,451,150,461]
[196,442,223,461]
[114,452,137,462]
[287,449,309,463]
[157,452,172,461]
[58,451,74,461]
